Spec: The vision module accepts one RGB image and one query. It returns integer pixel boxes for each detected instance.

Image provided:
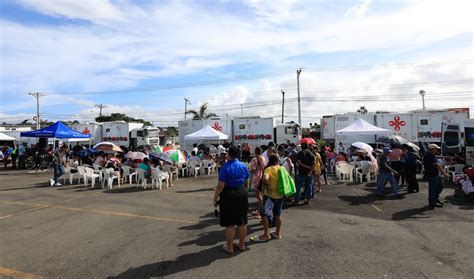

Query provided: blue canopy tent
[20,121,91,148]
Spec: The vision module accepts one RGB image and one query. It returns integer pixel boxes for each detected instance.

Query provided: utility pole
[95,104,107,117]
[240,104,243,117]
[281,90,285,123]
[419,90,426,110]
[184,98,191,120]
[28,92,46,130]
[296,68,302,126]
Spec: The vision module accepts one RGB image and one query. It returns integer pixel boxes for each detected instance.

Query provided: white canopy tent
[0,132,17,141]
[336,118,392,135]
[184,125,229,141]
[336,118,392,155]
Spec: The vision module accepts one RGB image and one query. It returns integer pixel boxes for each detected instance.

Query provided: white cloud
[1,0,472,126]
[16,0,123,23]
[345,0,373,18]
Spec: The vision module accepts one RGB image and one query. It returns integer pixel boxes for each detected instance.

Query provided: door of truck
[441,122,462,155]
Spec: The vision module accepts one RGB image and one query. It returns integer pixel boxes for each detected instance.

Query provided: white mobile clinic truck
[178,117,301,152]
[72,121,160,148]
[321,108,470,152]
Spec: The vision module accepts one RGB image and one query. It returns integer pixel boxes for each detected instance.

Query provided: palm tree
[357,106,368,114]
[186,103,218,120]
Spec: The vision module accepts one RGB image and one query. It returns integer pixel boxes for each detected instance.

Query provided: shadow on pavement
[103,186,148,194]
[109,214,263,278]
[338,194,375,206]
[445,195,474,210]
[0,183,49,191]
[108,245,243,278]
[176,188,214,194]
[392,206,432,220]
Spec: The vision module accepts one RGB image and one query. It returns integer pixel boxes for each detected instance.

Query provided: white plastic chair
[151,168,169,190]
[338,164,354,182]
[121,166,136,185]
[63,165,79,185]
[200,160,214,175]
[76,166,86,185]
[335,161,348,179]
[448,164,465,181]
[163,165,179,181]
[356,163,372,183]
[84,167,101,188]
[101,168,120,189]
[178,163,188,177]
[188,161,201,177]
[135,168,148,189]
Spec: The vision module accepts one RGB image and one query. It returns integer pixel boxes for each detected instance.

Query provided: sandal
[250,235,270,243]
[234,244,248,252]
[270,232,281,240]
[222,244,233,254]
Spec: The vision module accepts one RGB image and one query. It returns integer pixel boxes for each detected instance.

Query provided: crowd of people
[2,137,472,255]
[212,140,473,254]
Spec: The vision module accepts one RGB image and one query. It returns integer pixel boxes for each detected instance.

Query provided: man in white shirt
[262,142,275,164]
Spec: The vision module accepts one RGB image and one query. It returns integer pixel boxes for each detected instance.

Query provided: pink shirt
[388,148,402,161]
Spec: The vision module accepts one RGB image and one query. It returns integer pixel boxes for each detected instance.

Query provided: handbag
[278,167,296,197]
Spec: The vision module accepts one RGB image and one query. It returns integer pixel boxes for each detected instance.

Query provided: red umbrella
[300,138,316,145]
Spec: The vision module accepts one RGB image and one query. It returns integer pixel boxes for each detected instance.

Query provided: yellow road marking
[0,266,43,279]
[352,188,382,212]
[52,205,197,224]
[0,193,101,220]
[0,200,197,224]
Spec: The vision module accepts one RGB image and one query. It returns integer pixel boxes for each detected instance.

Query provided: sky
[0,0,473,127]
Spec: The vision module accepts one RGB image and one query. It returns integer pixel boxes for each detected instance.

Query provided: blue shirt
[219,159,250,188]
[18,145,25,156]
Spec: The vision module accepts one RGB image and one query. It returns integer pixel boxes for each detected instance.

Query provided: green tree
[95,113,151,126]
[166,126,178,137]
[186,103,218,120]
[357,106,368,114]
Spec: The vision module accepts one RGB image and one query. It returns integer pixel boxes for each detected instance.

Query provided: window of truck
[444,131,459,147]
[465,127,474,146]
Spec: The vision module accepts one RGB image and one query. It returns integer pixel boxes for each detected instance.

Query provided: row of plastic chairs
[179,160,217,178]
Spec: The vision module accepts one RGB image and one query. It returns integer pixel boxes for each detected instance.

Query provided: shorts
[260,196,284,217]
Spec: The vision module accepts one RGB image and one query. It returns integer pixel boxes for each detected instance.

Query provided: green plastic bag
[278,167,296,197]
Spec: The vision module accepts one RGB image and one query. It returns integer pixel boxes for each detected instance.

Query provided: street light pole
[296,68,302,125]
[95,104,108,117]
[28,92,46,130]
[419,90,426,110]
[281,90,285,123]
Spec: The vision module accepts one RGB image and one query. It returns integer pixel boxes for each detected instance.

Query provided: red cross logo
[211,122,223,131]
[82,127,91,134]
[389,116,406,131]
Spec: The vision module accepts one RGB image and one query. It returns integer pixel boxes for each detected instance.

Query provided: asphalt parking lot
[0,169,473,278]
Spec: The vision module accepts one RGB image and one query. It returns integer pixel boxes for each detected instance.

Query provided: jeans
[295,175,313,203]
[405,168,419,192]
[427,176,444,205]
[52,163,64,183]
[375,172,398,196]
